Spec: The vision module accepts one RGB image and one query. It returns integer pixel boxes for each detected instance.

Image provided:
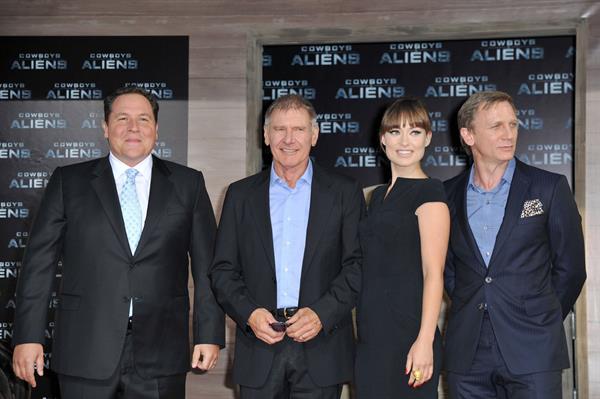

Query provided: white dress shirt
[108,152,153,316]
[109,153,153,227]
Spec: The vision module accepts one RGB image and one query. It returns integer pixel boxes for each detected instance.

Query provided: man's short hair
[457,90,517,156]
[104,86,159,123]
[263,94,317,128]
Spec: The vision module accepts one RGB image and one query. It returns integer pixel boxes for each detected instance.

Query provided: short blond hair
[457,91,517,156]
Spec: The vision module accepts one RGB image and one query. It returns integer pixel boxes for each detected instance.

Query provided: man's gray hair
[263,94,317,128]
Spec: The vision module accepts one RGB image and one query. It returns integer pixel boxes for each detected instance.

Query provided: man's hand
[247,308,285,345]
[13,343,44,388]
[191,344,220,371]
[285,308,322,342]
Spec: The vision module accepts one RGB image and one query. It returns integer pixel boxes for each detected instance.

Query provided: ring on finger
[412,369,422,381]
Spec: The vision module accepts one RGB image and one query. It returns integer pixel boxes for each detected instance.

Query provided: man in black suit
[210,94,363,399]
[444,91,586,398]
[12,87,225,399]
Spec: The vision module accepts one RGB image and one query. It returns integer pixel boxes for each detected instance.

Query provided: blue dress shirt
[269,161,313,308]
[467,158,516,267]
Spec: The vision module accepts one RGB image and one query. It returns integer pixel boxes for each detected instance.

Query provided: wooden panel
[188,106,246,140]
[189,78,245,108]
[572,19,589,399]
[0,0,596,18]
[188,136,246,213]
[1,1,600,397]
[189,47,246,78]
[583,9,600,399]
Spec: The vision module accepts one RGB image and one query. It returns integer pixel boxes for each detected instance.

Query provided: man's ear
[311,124,319,147]
[263,127,270,146]
[460,127,474,147]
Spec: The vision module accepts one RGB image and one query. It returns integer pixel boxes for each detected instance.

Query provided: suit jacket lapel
[249,170,276,272]
[488,160,530,267]
[90,157,131,257]
[454,171,487,274]
[301,166,334,280]
[135,156,173,256]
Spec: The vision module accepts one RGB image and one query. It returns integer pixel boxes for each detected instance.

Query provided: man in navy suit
[444,91,585,398]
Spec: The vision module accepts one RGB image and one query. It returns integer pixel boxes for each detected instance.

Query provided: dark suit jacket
[444,158,586,374]
[209,164,364,388]
[13,156,225,380]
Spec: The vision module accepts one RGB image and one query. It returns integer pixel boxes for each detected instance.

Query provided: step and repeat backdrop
[0,36,189,399]
[0,34,576,398]
[263,35,577,398]
[263,36,575,188]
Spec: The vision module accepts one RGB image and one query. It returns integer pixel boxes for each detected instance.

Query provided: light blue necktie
[120,168,142,254]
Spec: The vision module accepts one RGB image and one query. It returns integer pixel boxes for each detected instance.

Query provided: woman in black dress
[355,98,450,398]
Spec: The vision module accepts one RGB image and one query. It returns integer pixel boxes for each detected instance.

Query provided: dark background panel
[263,36,575,187]
[0,36,189,399]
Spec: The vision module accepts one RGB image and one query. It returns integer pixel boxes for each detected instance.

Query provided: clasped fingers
[285,308,322,342]
[247,308,285,345]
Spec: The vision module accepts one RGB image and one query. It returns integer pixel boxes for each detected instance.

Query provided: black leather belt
[271,307,298,320]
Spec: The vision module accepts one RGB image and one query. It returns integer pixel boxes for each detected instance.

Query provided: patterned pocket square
[520,199,544,218]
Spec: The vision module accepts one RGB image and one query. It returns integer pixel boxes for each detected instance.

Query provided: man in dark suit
[12,87,225,399]
[210,94,363,399]
[444,91,586,398]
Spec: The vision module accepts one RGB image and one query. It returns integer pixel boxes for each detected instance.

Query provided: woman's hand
[405,336,434,388]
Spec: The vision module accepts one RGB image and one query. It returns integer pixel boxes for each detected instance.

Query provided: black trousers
[58,332,186,399]
[240,337,342,399]
[447,314,562,399]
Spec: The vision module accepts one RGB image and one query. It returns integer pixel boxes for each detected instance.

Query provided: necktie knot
[126,168,139,181]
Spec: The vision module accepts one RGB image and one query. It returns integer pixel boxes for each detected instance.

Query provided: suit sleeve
[444,243,456,297]
[13,167,66,346]
[209,186,260,334]
[547,175,586,319]
[310,180,364,334]
[443,183,456,297]
[190,172,225,347]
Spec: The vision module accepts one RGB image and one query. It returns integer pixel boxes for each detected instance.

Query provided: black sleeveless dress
[355,177,446,399]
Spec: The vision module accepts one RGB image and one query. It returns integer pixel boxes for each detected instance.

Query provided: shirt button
[285,241,290,246]
[287,217,291,222]
[483,225,488,231]
[485,276,493,284]
[284,267,289,272]
[283,292,288,296]
[485,252,490,257]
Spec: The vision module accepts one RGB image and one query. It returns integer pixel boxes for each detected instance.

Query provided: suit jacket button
[129,263,135,269]
[484,276,493,283]
[478,303,487,310]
